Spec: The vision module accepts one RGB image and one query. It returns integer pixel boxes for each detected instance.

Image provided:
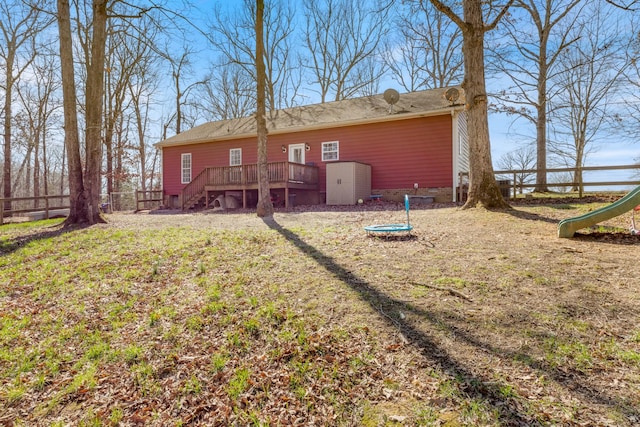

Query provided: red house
[156,86,469,209]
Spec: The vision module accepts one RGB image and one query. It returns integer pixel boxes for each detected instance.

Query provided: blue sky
[172,0,639,191]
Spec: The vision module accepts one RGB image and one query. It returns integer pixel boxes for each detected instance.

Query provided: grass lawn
[0,200,639,426]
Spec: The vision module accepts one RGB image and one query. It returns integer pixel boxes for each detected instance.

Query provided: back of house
[155,86,469,210]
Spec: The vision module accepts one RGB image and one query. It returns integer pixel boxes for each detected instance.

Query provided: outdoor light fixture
[305,143,310,151]
[281,145,286,153]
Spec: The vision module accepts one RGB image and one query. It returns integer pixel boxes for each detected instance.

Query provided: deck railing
[181,162,319,209]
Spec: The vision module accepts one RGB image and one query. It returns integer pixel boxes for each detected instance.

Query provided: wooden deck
[182,162,319,210]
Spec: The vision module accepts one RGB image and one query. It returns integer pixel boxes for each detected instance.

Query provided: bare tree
[158,45,207,136]
[349,55,385,97]
[210,0,301,111]
[104,21,134,198]
[0,0,51,211]
[303,0,391,102]
[623,25,640,142]
[549,1,630,196]
[490,0,582,192]
[57,0,84,223]
[15,51,61,206]
[389,1,463,92]
[605,0,639,10]
[429,0,513,209]
[102,7,163,197]
[84,0,108,223]
[255,0,273,218]
[497,145,536,194]
[384,35,429,93]
[127,43,161,194]
[56,0,108,225]
[199,61,257,121]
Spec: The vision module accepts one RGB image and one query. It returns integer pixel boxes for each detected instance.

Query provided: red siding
[162,115,453,196]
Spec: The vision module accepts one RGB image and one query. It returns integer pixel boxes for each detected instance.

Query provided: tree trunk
[3,48,14,213]
[535,96,548,192]
[461,0,508,209]
[34,126,41,208]
[42,117,49,200]
[255,0,274,218]
[83,0,108,223]
[175,73,182,135]
[135,108,148,192]
[535,41,549,192]
[573,143,584,196]
[57,0,88,224]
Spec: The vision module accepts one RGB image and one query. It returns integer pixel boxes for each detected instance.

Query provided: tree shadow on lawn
[502,207,559,224]
[572,231,640,245]
[0,221,72,256]
[505,210,639,245]
[263,217,639,425]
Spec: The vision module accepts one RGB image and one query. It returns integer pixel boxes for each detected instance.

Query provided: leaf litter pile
[1,198,639,426]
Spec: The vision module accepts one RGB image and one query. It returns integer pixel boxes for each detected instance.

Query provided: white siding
[452,111,469,201]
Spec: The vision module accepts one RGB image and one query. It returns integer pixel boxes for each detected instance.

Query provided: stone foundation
[371,188,453,203]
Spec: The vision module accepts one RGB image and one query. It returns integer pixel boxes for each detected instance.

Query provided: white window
[322,141,339,161]
[181,153,192,184]
[230,148,242,166]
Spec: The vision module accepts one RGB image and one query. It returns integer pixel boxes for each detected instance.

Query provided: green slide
[558,185,640,238]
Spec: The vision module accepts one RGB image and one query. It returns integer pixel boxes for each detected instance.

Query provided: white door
[288,143,305,164]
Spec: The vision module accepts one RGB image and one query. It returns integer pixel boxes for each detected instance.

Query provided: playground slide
[558,185,640,238]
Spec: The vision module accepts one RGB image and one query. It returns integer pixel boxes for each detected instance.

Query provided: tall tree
[159,46,202,136]
[303,0,391,102]
[210,0,301,111]
[625,30,640,142]
[57,0,86,223]
[200,60,257,121]
[0,0,50,212]
[491,0,582,192]
[548,1,630,195]
[57,0,108,225]
[389,1,463,91]
[127,41,160,193]
[104,22,134,198]
[255,0,273,218]
[15,52,60,206]
[428,0,513,209]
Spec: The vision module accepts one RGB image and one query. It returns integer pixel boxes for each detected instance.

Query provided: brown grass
[0,198,639,426]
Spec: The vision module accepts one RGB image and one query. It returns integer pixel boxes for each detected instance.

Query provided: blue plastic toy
[364,194,413,236]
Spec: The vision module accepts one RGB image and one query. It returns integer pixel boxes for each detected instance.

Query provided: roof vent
[383,88,400,113]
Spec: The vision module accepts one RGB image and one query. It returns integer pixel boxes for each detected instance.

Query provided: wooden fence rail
[491,164,640,198]
[0,195,70,225]
[136,190,163,211]
[0,190,164,224]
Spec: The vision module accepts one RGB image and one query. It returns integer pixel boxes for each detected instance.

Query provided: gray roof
[156,86,465,148]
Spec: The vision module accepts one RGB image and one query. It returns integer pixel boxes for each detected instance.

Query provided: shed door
[326,162,355,205]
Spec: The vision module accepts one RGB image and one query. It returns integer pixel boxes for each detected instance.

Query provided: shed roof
[156,86,465,148]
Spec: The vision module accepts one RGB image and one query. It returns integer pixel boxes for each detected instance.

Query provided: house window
[181,153,192,184]
[322,141,339,161]
[230,148,242,166]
